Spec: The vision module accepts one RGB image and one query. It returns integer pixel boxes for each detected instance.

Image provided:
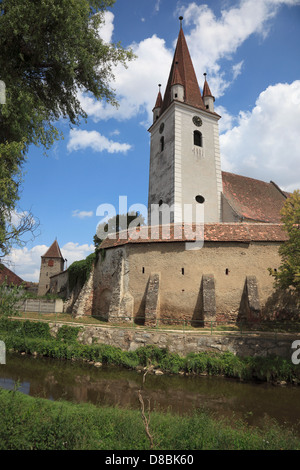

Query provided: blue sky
[5,0,300,282]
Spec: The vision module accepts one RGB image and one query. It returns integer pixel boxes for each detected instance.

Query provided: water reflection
[1,353,300,432]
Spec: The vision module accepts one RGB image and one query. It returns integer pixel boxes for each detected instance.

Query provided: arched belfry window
[194,130,202,147]
[160,136,164,152]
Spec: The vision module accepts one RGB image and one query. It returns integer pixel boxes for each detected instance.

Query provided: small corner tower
[148,17,223,225]
[202,73,215,112]
[38,240,65,296]
[152,84,163,123]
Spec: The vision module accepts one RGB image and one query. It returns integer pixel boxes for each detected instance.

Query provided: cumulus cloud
[220,80,300,192]
[80,0,300,126]
[3,242,94,282]
[180,0,300,97]
[78,35,173,124]
[60,242,94,268]
[67,129,132,154]
[97,10,114,43]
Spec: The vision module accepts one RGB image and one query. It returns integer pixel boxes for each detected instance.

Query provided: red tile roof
[222,171,288,223]
[100,223,288,249]
[0,264,25,286]
[202,77,214,99]
[160,25,206,115]
[153,89,162,110]
[41,240,64,259]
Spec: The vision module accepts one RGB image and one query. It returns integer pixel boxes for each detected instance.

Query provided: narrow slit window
[181,268,184,275]
[225,268,229,275]
[142,267,145,274]
[160,136,164,151]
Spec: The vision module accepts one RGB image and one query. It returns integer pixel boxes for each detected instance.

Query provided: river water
[1,353,300,432]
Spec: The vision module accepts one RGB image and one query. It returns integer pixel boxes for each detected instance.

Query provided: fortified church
[44,19,289,325]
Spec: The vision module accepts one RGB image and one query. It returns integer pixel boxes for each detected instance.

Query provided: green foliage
[68,252,96,291]
[56,325,81,343]
[0,318,51,339]
[0,0,134,256]
[1,319,300,384]
[0,388,299,450]
[0,279,26,318]
[269,190,300,293]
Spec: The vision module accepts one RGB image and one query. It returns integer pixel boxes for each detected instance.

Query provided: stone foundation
[50,323,298,360]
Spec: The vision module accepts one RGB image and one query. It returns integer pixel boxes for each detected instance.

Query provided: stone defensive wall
[50,322,299,361]
[93,223,287,325]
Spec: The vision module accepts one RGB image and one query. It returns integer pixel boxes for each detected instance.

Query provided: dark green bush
[56,325,81,343]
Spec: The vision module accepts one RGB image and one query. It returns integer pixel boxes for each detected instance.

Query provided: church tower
[148,18,223,225]
[38,240,65,296]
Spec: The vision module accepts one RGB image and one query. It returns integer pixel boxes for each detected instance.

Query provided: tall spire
[202,73,214,99]
[160,17,206,115]
[153,84,163,110]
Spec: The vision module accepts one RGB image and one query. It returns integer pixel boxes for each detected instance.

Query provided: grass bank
[0,318,300,384]
[0,387,299,450]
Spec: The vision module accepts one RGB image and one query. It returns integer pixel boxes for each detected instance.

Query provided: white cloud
[3,242,94,282]
[61,242,94,268]
[72,210,94,219]
[110,129,120,136]
[3,245,48,282]
[79,0,300,127]
[220,80,300,191]
[180,0,300,97]
[98,11,114,44]
[67,129,132,154]
[215,105,236,134]
[155,0,161,12]
[78,34,173,124]
[232,60,244,81]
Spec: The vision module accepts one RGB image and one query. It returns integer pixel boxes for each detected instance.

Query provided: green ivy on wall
[67,253,96,292]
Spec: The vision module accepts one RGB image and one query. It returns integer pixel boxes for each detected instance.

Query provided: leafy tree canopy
[0,0,134,257]
[269,189,300,293]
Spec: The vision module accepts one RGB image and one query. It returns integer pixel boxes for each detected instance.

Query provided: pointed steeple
[42,240,64,259]
[202,73,213,98]
[153,84,163,109]
[152,84,163,122]
[160,17,206,115]
[202,73,215,112]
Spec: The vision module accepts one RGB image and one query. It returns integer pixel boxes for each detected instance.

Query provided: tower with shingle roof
[38,240,65,296]
[148,17,223,224]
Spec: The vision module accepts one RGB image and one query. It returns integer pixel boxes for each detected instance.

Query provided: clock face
[192,116,202,127]
[159,122,164,134]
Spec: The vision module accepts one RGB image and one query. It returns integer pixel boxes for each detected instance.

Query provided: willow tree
[0,0,133,256]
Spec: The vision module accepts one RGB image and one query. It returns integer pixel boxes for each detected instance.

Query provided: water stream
[1,353,300,432]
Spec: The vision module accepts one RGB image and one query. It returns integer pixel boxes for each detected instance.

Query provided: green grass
[1,318,300,384]
[0,388,299,450]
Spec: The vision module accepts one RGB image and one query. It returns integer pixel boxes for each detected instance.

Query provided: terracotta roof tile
[222,171,288,223]
[41,240,64,259]
[100,223,288,249]
[202,77,214,98]
[160,26,206,114]
[0,264,25,286]
[153,89,162,110]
